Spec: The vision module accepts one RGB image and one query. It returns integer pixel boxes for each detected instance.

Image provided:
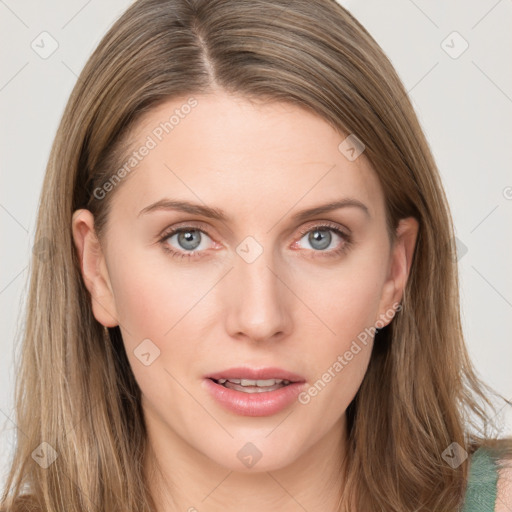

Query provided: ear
[71,209,119,327]
[376,217,419,326]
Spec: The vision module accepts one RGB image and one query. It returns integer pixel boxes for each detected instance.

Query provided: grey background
[1,0,511,484]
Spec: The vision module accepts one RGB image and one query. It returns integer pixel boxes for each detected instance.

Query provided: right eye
[158,225,215,260]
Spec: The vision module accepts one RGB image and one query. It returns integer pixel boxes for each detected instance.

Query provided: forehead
[109,91,385,221]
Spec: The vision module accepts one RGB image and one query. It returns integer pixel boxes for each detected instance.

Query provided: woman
[1,0,511,510]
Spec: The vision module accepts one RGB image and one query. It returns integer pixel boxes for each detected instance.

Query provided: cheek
[106,251,206,408]
[295,277,377,421]
[108,243,208,330]
[294,249,387,342]
[109,269,171,339]
[106,247,221,375]
[291,246,387,409]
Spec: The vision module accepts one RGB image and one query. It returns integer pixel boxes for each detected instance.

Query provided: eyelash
[157,222,352,261]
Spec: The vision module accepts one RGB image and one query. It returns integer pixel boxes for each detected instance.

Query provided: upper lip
[205,366,306,383]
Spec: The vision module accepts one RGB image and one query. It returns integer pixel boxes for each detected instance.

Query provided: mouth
[203,367,306,416]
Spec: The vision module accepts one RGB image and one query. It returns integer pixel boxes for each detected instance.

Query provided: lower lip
[203,378,306,417]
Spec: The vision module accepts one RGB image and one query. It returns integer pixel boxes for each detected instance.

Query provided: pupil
[309,229,331,250]
[178,230,201,250]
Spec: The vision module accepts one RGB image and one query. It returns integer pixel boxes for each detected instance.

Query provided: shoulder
[495,457,512,512]
[463,440,512,512]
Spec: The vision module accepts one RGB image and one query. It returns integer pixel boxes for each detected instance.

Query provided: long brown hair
[2,0,511,510]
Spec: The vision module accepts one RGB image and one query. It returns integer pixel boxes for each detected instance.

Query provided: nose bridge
[224,235,291,342]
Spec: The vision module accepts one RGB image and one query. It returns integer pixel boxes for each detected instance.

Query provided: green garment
[461,446,499,512]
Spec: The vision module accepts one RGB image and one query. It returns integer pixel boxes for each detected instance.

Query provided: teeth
[215,378,291,387]
[241,378,290,386]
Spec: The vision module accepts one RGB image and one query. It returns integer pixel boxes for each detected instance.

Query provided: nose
[224,244,293,344]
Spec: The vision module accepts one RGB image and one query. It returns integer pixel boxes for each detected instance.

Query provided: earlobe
[376,217,419,326]
[71,209,119,327]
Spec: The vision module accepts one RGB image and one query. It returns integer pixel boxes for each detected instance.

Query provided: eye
[158,225,214,259]
[157,221,352,261]
[295,223,352,257]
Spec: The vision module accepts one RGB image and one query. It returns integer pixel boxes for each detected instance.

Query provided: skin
[72,91,418,511]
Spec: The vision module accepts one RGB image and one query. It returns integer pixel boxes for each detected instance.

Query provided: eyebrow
[137,198,370,222]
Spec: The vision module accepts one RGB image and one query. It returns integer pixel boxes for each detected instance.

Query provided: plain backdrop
[1,0,511,485]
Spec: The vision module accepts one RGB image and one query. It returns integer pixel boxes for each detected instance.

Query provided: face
[72,91,417,474]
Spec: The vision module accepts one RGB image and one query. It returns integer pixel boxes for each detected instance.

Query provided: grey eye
[163,227,214,255]
[307,229,332,251]
[176,230,202,251]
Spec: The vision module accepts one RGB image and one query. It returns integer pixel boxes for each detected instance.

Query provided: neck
[143,408,349,512]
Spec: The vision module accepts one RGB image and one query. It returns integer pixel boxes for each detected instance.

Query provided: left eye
[297,227,346,251]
